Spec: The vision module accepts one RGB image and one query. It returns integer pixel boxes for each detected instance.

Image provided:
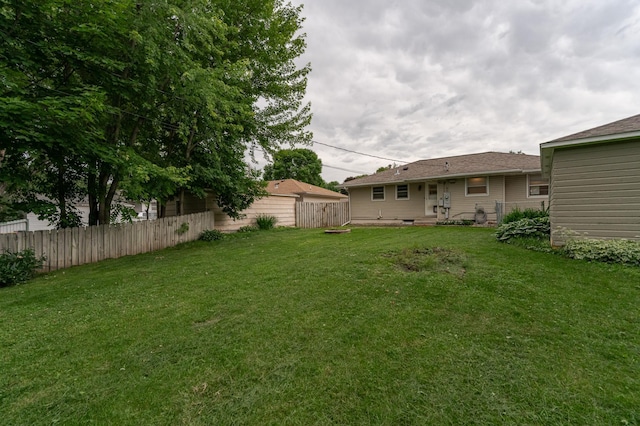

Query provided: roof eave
[540,130,640,178]
[341,168,541,189]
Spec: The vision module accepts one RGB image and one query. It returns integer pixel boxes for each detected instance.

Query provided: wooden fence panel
[295,202,350,229]
[0,211,215,271]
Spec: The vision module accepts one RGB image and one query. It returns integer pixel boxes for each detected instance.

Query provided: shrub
[436,220,474,226]
[562,238,640,266]
[198,229,224,242]
[495,217,550,242]
[237,225,259,233]
[177,222,190,235]
[0,249,45,287]
[256,214,277,230]
[502,207,548,224]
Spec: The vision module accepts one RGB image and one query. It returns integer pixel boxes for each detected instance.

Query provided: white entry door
[425,183,438,216]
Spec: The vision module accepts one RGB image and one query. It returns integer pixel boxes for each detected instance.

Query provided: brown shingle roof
[549,113,640,143]
[266,179,347,199]
[540,113,640,178]
[341,152,541,187]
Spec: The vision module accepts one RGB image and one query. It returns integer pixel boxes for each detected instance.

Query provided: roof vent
[403,166,409,171]
[274,183,279,188]
[444,161,450,171]
[394,169,400,175]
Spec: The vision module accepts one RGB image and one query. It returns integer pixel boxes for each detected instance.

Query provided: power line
[312,140,410,164]
[250,147,370,176]
[322,164,369,175]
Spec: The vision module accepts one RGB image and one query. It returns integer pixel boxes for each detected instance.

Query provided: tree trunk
[179,188,185,216]
[0,149,5,197]
[57,163,68,228]
[98,175,120,225]
[88,166,99,226]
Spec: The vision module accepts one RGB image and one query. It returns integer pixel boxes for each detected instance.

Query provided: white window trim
[395,184,410,200]
[465,177,489,197]
[527,174,549,198]
[371,186,385,201]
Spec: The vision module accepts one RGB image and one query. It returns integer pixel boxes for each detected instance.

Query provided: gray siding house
[541,114,640,245]
[341,152,548,225]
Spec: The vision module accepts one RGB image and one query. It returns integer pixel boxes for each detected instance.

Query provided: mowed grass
[1,227,639,425]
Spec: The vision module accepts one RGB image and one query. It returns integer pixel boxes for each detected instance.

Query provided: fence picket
[295,202,350,229]
[0,211,215,272]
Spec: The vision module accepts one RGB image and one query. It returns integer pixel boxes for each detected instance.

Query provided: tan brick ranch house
[540,113,640,245]
[341,152,548,225]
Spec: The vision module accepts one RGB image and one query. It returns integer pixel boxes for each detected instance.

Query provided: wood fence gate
[295,202,350,228]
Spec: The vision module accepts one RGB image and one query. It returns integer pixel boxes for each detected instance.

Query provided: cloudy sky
[274,0,640,183]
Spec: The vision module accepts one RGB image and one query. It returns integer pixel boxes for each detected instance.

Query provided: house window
[466,177,488,195]
[372,186,385,201]
[528,174,549,197]
[396,184,409,200]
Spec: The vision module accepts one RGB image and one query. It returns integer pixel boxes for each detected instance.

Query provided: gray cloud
[286,0,640,181]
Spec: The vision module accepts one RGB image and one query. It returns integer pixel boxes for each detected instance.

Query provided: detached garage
[541,114,640,245]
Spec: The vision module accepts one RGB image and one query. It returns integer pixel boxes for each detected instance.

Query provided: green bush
[436,220,474,226]
[0,249,45,287]
[198,229,224,242]
[502,207,548,224]
[256,214,277,230]
[237,225,259,233]
[562,238,640,266]
[495,217,550,242]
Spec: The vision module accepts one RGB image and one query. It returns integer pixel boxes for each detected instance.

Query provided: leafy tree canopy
[0,0,312,226]
[263,148,324,187]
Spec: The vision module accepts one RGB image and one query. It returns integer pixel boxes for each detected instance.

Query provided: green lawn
[1,227,639,425]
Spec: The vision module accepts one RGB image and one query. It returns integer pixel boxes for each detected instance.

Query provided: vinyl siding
[549,140,640,245]
[503,175,548,214]
[349,183,427,221]
[165,193,297,231]
[213,195,297,232]
[349,176,518,223]
[441,175,503,221]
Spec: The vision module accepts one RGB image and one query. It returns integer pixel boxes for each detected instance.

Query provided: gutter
[341,168,542,189]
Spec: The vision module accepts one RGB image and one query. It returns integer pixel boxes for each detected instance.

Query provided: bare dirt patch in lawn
[384,246,467,277]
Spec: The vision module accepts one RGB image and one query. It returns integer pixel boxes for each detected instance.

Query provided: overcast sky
[268,0,640,183]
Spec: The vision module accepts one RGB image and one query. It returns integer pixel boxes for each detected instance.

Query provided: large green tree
[263,148,324,187]
[0,0,311,226]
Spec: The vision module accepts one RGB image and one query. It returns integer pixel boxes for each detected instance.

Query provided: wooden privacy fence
[295,202,350,229]
[0,211,215,271]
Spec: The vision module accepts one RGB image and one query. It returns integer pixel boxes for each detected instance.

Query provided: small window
[528,174,549,197]
[428,184,438,200]
[466,177,488,196]
[372,186,385,201]
[396,184,409,200]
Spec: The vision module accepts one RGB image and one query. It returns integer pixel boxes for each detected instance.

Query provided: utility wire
[251,147,369,176]
[5,30,411,168]
[322,164,368,175]
[312,140,411,164]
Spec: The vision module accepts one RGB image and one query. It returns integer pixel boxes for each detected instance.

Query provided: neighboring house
[540,113,640,245]
[164,190,298,232]
[266,179,348,203]
[1,197,145,234]
[164,179,346,232]
[341,152,548,225]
